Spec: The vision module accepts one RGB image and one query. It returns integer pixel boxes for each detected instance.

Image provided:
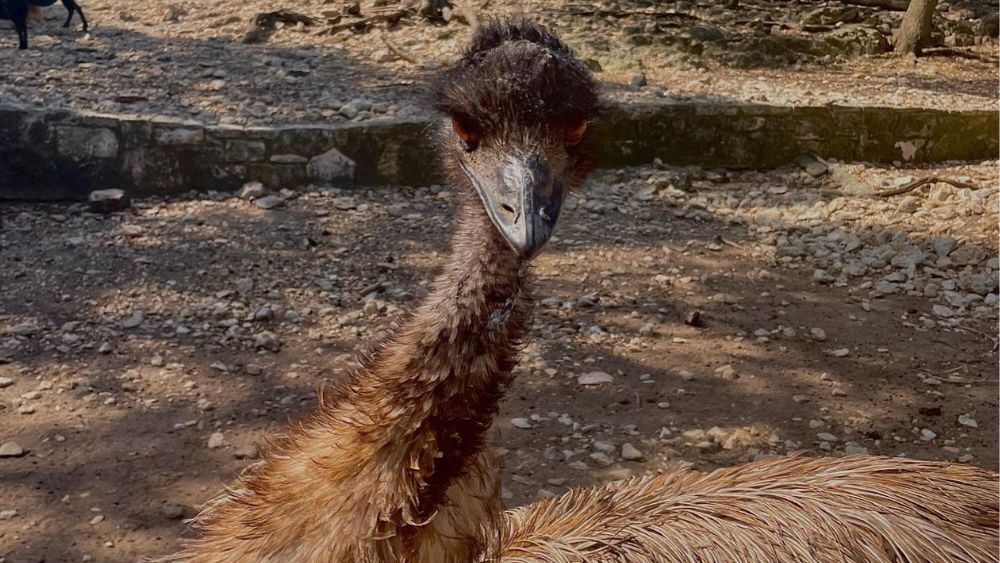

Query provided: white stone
[207,432,225,449]
[957,414,978,429]
[577,371,613,385]
[621,443,644,461]
[510,418,533,429]
[307,147,356,185]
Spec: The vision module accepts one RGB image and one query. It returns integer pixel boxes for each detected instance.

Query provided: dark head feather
[432,18,601,139]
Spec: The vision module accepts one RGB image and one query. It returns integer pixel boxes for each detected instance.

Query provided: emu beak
[460,153,566,259]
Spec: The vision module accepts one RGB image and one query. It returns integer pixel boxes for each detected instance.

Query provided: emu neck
[369,192,531,464]
[179,193,532,562]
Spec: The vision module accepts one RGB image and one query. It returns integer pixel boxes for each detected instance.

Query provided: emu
[168,18,1000,563]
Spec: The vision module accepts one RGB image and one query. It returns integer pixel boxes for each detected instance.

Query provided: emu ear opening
[452,118,479,150]
[564,120,588,146]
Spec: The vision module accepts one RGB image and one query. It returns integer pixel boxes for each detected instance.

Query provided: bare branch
[873,176,983,198]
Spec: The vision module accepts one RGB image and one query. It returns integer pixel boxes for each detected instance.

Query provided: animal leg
[14,15,29,49]
[60,0,85,29]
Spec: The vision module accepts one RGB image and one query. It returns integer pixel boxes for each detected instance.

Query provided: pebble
[121,311,145,329]
[696,440,719,452]
[827,348,850,357]
[0,442,25,457]
[238,181,265,200]
[589,452,613,466]
[232,444,260,459]
[577,371,614,385]
[235,277,254,295]
[920,429,937,441]
[160,504,187,520]
[957,414,978,428]
[207,432,225,449]
[621,443,644,461]
[88,189,131,214]
[0,509,17,520]
[932,305,954,317]
[714,364,739,380]
[0,377,13,388]
[510,418,533,429]
[810,327,827,341]
[816,432,838,442]
[253,195,284,210]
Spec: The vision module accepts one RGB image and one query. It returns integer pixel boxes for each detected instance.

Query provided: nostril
[499,203,518,221]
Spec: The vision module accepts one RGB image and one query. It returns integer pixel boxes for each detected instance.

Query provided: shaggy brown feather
[169,18,1000,563]
[170,199,530,562]
[495,454,999,562]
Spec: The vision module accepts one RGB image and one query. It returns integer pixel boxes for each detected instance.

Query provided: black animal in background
[0,0,87,50]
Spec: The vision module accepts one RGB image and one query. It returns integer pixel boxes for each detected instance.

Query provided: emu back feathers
[496,455,999,563]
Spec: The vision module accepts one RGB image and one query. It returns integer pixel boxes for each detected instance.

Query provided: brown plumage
[169,18,1000,563]
[493,455,998,562]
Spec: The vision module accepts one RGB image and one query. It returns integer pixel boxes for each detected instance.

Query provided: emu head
[433,19,601,259]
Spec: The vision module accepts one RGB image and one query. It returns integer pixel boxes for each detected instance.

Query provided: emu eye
[564,120,588,146]
[452,119,479,152]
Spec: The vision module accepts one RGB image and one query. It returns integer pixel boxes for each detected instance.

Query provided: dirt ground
[0,161,997,562]
[1,0,997,125]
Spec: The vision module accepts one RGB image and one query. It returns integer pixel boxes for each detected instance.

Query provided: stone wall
[0,102,996,200]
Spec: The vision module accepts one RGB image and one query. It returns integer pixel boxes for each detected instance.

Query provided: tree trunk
[893,0,938,55]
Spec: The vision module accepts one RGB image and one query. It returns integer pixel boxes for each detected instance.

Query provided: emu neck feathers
[178,196,528,562]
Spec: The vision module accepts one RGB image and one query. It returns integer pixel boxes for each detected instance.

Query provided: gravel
[1,0,995,127]
[0,160,995,562]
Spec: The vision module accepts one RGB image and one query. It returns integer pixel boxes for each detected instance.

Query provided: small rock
[920,429,937,441]
[816,432,838,442]
[160,503,187,520]
[88,189,131,213]
[577,371,613,385]
[714,364,739,380]
[510,418,533,429]
[810,327,827,341]
[235,277,254,295]
[792,394,811,404]
[253,195,284,210]
[0,442,26,457]
[695,440,719,453]
[589,452,613,466]
[932,305,954,317]
[629,73,647,89]
[233,444,260,459]
[0,509,17,520]
[238,181,265,200]
[307,147,356,185]
[207,432,225,449]
[253,331,280,351]
[684,310,703,326]
[0,377,13,388]
[844,445,869,455]
[933,236,958,258]
[11,322,40,336]
[957,414,978,429]
[621,443,644,461]
[121,311,145,329]
[827,348,850,357]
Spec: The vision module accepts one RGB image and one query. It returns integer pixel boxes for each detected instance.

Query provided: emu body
[173,19,1000,563]
[1,0,87,49]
